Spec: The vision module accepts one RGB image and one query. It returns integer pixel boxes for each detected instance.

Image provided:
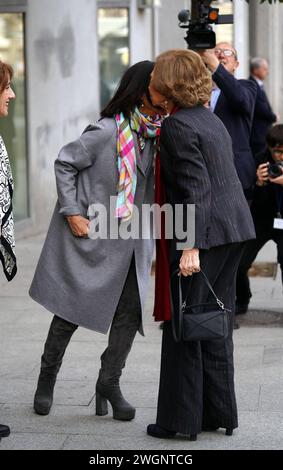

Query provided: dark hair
[101,60,154,118]
[0,60,13,93]
[266,124,283,148]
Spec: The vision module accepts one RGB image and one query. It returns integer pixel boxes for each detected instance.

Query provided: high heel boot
[95,373,135,421]
[95,256,141,421]
[34,316,77,415]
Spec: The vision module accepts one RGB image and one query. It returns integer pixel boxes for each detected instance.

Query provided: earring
[163,100,168,112]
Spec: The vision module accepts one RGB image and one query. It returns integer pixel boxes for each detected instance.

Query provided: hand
[198,49,219,73]
[269,167,283,186]
[66,215,89,237]
[179,248,200,277]
[256,163,270,185]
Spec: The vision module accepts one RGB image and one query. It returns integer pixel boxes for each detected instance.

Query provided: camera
[178,1,233,50]
[268,162,283,178]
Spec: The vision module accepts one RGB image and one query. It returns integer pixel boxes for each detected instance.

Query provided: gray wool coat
[29,118,155,334]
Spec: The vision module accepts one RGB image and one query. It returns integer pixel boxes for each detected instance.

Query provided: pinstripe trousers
[156,243,244,435]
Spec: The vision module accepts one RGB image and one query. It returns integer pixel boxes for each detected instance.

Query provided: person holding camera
[236,124,283,314]
[201,43,257,202]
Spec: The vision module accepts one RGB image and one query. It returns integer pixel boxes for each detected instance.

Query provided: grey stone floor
[0,236,282,450]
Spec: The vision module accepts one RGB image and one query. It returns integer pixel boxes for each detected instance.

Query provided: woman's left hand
[179,248,200,277]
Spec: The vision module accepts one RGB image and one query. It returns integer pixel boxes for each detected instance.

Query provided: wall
[130,0,153,63]
[25,0,99,235]
[157,0,190,54]
[249,0,283,118]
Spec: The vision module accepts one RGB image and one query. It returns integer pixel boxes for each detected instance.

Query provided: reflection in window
[0,13,28,221]
[98,8,130,110]
[211,0,233,44]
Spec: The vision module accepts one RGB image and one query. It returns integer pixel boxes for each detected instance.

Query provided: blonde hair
[151,49,212,108]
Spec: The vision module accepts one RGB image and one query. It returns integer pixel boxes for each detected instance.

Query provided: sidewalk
[0,235,283,450]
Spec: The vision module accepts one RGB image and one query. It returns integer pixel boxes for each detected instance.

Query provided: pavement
[0,235,283,451]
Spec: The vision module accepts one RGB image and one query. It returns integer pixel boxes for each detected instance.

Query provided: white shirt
[210,87,221,112]
[252,76,264,88]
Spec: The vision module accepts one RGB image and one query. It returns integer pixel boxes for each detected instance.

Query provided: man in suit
[201,43,257,329]
[234,59,277,315]
[201,43,257,202]
[249,57,277,157]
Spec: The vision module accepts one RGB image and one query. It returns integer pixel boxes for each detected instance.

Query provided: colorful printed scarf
[115,107,162,221]
[0,135,17,281]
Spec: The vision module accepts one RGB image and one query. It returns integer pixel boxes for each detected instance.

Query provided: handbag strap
[170,269,225,343]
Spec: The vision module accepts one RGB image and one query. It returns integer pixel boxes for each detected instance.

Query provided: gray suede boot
[95,255,141,421]
[34,316,78,415]
[96,370,135,421]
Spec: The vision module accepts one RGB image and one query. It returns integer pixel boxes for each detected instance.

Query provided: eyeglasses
[271,148,283,156]
[214,48,236,58]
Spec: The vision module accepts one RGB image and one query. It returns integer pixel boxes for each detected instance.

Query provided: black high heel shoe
[147,424,176,439]
[147,424,197,441]
[95,382,135,421]
[0,424,10,439]
[202,426,233,436]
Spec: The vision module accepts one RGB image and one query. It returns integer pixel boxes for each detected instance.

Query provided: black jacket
[249,76,277,157]
[212,64,257,192]
[160,106,255,252]
[251,150,283,227]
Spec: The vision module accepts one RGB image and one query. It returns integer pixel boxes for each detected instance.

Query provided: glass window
[0,13,28,221]
[98,8,130,110]
[211,0,233,44]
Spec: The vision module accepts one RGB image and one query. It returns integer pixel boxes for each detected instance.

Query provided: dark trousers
[236,225,283,305]
[41,256,141,382]
[99,256,142,383]
[156,243,243,435]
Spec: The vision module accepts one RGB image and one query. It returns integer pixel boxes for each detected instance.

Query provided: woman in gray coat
[30,61,163,420]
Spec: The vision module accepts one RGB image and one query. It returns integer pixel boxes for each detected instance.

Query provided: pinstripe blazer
[160,105,256,251]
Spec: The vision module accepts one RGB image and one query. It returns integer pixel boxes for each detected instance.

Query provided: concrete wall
[249,0,283,118]
[17,0,155,237]
[156,0,190,54]
[130,0,153,63]
[25,0,99,235]
[234,0,249,79]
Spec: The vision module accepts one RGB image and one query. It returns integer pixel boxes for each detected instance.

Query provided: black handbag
[170,269,230,342]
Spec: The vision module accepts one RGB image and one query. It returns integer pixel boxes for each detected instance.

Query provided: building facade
[0,0,282,237]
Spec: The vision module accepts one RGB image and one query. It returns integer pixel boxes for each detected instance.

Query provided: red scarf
[153,107,180,321]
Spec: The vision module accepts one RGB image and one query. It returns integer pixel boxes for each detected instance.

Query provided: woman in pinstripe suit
[147,50,256,441]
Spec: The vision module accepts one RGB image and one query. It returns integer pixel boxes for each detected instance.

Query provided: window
[98,8,130,109]
[0,12,28,221]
